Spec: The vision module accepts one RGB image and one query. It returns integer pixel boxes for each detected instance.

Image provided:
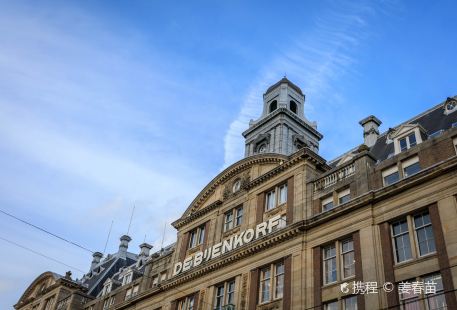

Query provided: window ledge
[393,252,437,269]
[222,226,241,238]
[257,298,282,310]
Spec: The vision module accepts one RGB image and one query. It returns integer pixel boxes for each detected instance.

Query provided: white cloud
[222,1,388,166]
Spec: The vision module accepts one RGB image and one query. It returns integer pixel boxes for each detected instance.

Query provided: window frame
[322,237,356,285]
[258,261,285,304]
[264,183,288,212]
[390,211,436,265]
[223,206,243,232]
[188,224,206,249]
[177,295,195,310]
[213,279,236,310]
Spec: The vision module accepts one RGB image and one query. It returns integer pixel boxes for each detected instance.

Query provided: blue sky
[0,0,456,307]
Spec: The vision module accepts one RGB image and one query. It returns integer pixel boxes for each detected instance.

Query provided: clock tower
[242,77,323,157]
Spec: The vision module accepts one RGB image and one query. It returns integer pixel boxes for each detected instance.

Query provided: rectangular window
[109,297,115,306]
[341,238,355,279]
[324,301,338,310]
[323,244,337,284]
[274,261,285,299]
[178,295,195,310]
[403,157,421,178]
[213,279,236,310]
[132,285,139,297]
[384,170,400,186]
[414,212,436,256]
[343,296,358,310]
[259,261,285,304]
[224,206,243,232]
[403,162,421,177]
[235,206,243,227]
[322,196,334,212]
[125,288,132,300]
[123,273,132,285]
[424,273,446,310]
[224,211,233,232]
[260,267,271,303]
[188,224,206,249]
[400,137,408,152]
[338,189,351,205]
[265,190,276,211]
[278,184,287,205]
[398,279,420,310]
[392,219,412,263]
[152,275,159,286]
[408,133,417,147]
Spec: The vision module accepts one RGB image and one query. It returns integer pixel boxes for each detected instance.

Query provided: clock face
[258,144,266,153]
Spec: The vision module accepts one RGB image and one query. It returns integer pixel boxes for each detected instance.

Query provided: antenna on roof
[103,220,114,255]
[127,204,135,236]
[143,234,146,243]
[160,222,166,253]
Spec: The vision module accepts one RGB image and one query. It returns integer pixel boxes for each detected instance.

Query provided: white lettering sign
[173,214,282,276]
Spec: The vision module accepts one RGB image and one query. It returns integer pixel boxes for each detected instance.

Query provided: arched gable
[16,271,61,306]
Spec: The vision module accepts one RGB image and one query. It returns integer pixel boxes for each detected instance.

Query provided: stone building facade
[15,79,457,310]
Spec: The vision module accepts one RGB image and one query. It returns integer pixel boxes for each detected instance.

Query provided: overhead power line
[0,236,85,273]
[0,208,94,254]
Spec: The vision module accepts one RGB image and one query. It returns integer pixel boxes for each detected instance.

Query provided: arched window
[269,100,277,113]
[290,101,297,114]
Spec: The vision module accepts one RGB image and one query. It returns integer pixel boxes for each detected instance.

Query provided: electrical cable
[0,208,95,254]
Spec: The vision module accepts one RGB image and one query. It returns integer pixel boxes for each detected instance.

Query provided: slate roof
[330,96,457,166]
[265,77,303,95]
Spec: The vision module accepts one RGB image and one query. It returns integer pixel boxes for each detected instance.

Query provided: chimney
[139,243,153,258]
[359,115,382,148]
[118,235,132,258]
[91,252,103,270]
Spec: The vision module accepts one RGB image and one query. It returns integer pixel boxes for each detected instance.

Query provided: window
[383,165,400,186]
[323,244,337,284]
[125,288,132,300]
[257,143,267,153]
[178,295,195,310]
[132,285,139,297]
[324,301,338,310]
[290,101,297,114]
[265,190,276,211]
[103,281,112,295]
[322,196,334,212]
[399,133,417,152]
[341,239,355,279]
[259,261,284,304]
[123,272,133,285]
[414,212,436,256]
[265,183,287,211]
[323,238,355,285]
[109,297,115,306]
[188,224,206,249]
[392,219,413,263]
[214,279,235,310]
[160,272,167,281]
[338,189,351,205]
[269,100,277,113]
[103,299,110,309]
[343,296,358,310]
[403,157,421,178]
[424,273,446,310]
[224,206,243,232]
[278,184,287,205]
[152,275,159,286]
[391,212,436,264]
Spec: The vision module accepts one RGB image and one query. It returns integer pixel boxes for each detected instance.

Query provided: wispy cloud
[223,1,392,166]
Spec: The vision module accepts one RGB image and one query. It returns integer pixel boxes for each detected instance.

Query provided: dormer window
[269,100,277,113]
[102,280,112,296]
[444,98,457,115]
[399,133,416,152]
[123,271,133,285]
[290,100,297,114]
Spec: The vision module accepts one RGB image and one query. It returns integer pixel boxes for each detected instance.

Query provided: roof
[265,77,303,95]
[332,96,457,166]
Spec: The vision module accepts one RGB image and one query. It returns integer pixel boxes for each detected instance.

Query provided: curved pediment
[15,271,61,307]
[172,153,288,229]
